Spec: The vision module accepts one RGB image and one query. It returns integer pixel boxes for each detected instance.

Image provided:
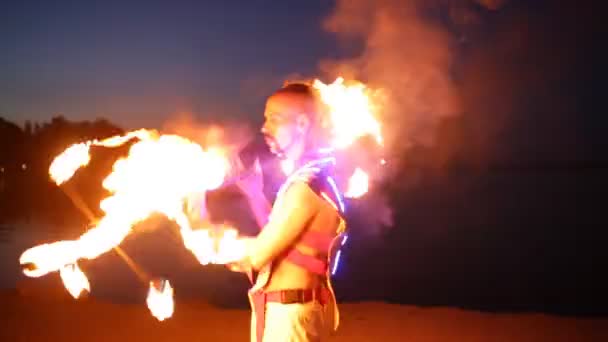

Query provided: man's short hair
[274,83,315,98]
[270,82,320,121]
[270,82,331,146]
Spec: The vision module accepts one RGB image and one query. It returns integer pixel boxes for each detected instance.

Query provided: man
[229,83,346,341]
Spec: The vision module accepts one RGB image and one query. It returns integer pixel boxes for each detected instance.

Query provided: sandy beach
[2,289,607,342]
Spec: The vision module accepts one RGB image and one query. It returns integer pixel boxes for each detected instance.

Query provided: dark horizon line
[3,115,606,171]
[401,161,608,171]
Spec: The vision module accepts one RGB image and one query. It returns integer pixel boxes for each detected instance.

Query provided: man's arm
[233,157,272,229]
[237,159,272,228]
[246,181,320,271]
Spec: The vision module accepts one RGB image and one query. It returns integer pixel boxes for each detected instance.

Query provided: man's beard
[263,136,282,158]
[264,134,294,160]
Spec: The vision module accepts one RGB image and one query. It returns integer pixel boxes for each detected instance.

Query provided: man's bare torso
[264,191,342,291]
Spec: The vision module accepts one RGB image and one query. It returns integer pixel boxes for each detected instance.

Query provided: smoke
[316,1,460,236]
[317,0,518,236]
[321,0,461,153]
[474,0,507,10]
[161,112,254,157]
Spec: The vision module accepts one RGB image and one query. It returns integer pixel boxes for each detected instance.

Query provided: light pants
[251,301,337,342]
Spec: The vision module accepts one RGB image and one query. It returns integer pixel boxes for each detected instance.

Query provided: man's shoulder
[282,159,332,194]
[280,178,319,203]
[281,160,344,214]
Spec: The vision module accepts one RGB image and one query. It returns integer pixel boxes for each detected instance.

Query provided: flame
[280,158,295,175]
[20,129,231,278]
[48,129,156,186]
[20,240,80,278]
[59,263,90,299]
[20,79,386,319]
[146,279,174,321]
[181,228,217,265]
[49,143,92,185]
[313,77,383,149]
[312,77,385,199]
[214,228,247,264]
[182,227,247,265]
[344,168,369,199]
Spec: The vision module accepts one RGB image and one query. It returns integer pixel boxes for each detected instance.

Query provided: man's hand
[235,157,264,197]
[226,257,252,274]
[223,237,253,272]
[235,157,271,228]
[226,256,256,283]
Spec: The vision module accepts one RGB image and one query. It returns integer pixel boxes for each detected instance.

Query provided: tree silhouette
[0,115,124,226]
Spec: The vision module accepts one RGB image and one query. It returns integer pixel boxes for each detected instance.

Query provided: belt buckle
[281,290,304,304]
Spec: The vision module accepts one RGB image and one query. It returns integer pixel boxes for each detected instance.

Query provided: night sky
[0,0,603,160]
[0,1,346,128]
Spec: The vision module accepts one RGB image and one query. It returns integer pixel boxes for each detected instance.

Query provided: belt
[264,287,329,304]
[251,287,329,342]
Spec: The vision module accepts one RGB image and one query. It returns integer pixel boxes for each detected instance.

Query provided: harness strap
[251,291,266,342]
[284,248,328,275]
[299,230,335,251]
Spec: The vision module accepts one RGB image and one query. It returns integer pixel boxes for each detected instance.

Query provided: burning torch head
[150,277,170,292]
[19,241,80,278]
[147,277,174,321]
[261,83,323,159]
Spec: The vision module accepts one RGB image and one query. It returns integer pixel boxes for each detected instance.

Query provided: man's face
[261,94,308,157]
